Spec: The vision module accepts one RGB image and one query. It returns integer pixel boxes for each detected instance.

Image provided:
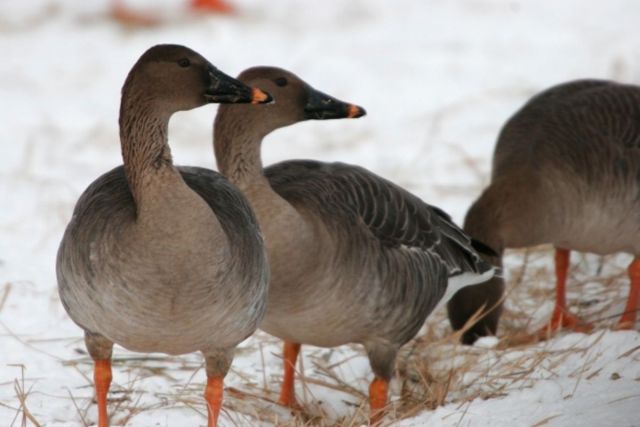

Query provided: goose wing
[265,160,493,277]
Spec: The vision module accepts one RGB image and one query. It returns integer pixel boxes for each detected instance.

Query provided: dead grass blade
[10,364,42,427]
[531,414,562,426]
[0,282,12,312]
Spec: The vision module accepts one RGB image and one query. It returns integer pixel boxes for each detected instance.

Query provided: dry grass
[4,245,630,427]
[3,197,633,427]
[8,364,42,427]
[0,282,12,313]
[2,122,634,425]
[387,246,631,424]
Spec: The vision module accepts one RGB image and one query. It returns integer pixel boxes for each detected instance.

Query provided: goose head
[227,66,366,135]
[122,44,272,114]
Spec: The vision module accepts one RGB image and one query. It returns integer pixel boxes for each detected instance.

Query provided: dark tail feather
[470,238,498,258]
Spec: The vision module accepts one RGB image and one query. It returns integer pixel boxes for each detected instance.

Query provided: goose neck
[119,93,174,208]
[214,109,267,188]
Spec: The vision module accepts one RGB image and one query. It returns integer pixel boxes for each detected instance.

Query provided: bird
[56,44,271,427]
[212,66,499,422]
[111,0,234,27]
[447,79,640,344]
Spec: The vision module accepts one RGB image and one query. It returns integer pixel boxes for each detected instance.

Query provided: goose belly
[260,254,438,348]
[262,309,372,348]
[553,196,640,255]
[108,303,261,355]
[260,273,377,347]
[63,271,265,355]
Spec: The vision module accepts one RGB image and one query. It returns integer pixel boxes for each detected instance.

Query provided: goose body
[213,66,498,419]
[56,44,270,427]
[111,0,234,27]
[58,165,267,355]
[259,160,494,347]
[448,79,640,343]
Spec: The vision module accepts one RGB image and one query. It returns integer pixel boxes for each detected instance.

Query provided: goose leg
[190,0,234,14]
[618,257,640,329]
[204,377,224,427]
[369,377,389,425]
[110,0,160,27]
[278,341,301,408]
[366,343,396,425]
[203,350,233,427]
[94,360,112,427]
[85,332,114,427]
[538,248,592,337]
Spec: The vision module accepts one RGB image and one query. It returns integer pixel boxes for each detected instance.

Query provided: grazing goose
[213,67,499,421]
[111,0,233,27]
[56,45,271,427]
[447,79,640,343]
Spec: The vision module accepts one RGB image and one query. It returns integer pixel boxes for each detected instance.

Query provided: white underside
[434,267,498,312]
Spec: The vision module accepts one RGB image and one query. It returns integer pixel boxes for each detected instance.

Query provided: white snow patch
[1,0,639,426]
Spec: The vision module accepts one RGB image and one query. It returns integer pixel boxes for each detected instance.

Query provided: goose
[111,0,233,27]
[212,66,499,421]
[447,79,640,343]
[56,44,271,427]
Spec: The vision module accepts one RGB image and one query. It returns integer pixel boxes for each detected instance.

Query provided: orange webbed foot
[536,306,593,339]
[190,0,234,14]
[615,318,636,330]
[277,393,303,411]
[111,3,160,27]
[617,258,640,330]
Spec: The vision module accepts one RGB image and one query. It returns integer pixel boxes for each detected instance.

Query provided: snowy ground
[1,0,640,426]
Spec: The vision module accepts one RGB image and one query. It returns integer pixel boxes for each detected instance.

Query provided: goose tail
[435,266,501,312]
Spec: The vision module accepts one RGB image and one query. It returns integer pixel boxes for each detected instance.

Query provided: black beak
[205,67,272,104]
[303,87,366,120]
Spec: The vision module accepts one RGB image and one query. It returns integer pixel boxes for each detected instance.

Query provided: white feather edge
[433,267,498,312]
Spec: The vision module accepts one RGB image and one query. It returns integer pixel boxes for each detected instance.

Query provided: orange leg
[369,377,388,425]
[618,258,640,329]
[537,248,592,337]
[110,0,160,27]
[204,376,224,427]
[94,359,112,427]
[190,0,234,14]
[278,342,301,408]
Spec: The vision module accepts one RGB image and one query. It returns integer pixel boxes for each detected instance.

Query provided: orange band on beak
[347,104,361,118]
[251,88,270,104]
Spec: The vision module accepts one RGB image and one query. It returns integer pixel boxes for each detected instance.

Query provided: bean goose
[447,79,640,343]
[111,0,233,27]
[56,45,271,427]
[212,67,499,421]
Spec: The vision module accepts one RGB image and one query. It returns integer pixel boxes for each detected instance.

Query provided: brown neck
[214,106,268,190]
[463,191,505,258]
[119,91,173,206]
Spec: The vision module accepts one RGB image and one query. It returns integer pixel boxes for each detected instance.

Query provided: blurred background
[1,1,639,426]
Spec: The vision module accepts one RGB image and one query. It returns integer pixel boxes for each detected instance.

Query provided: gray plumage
[56,44,269,426]
[263,160,495,353]
[57,165,267,354]
[448,79,640,343]
[266,160,490,281]
[213,67,497,391]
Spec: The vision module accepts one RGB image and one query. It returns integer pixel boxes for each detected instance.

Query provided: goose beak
[205,67,273,104]
[303,87,366,120]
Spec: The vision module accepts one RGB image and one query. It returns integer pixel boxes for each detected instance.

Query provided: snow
[396,331,640,427]
[1,0,640,426]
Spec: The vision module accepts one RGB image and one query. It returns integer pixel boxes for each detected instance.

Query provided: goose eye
[178,58,191,68]
[274,77,288,87]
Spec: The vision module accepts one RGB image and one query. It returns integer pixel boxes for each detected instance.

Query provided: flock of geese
[56,44,640,427]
